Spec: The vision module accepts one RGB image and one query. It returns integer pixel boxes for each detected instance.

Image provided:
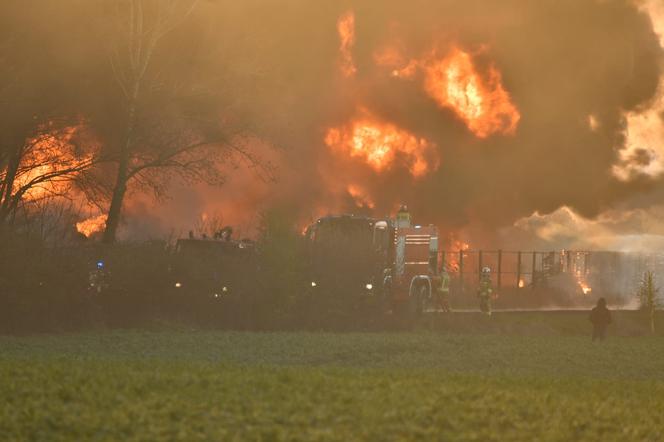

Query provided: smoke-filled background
[2,0,664,250]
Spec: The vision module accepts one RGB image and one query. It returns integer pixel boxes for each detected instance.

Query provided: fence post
[531,252,537,289]
[497,249,502,289]
[566,250,572,273]
[516,251,522,288]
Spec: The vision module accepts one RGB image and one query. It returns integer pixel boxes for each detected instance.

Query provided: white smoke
[508,205,664,252]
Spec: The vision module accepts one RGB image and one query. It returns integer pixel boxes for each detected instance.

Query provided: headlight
[311,281,317,287]
[175,282,182,288]
[222,286,228,292]
[365,283,373,290]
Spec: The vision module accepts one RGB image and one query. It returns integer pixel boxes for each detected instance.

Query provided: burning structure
[1,0,663,268]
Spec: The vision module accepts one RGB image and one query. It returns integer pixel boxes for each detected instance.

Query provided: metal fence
[440,250,664,295]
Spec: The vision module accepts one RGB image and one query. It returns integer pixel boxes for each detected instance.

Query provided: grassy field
[1,313,663,441]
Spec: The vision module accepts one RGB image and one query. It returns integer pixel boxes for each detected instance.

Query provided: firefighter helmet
[481,266,491,275]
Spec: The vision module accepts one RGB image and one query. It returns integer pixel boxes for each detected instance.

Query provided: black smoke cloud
[198,0,663,241]
[3,0,663,243]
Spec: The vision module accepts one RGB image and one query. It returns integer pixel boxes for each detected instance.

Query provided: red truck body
[391,225,438,303]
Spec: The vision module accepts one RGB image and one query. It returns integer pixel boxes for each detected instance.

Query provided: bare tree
[2,0,272,240]
[0,1,102,227]
[101,0,270,243]
[0,121,102,225]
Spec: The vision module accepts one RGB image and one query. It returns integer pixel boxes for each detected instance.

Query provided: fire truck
[305,215,380,296]
[305,206,439,315]
[172,234,257,299]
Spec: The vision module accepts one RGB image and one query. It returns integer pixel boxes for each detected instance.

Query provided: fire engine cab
[375,206,439,314]
[306,205,439,315]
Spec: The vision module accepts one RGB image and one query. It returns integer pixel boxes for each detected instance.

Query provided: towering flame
[423,47,520,138]
[374,42,520,138]
[325,111,436,177]
[337,11,356,77]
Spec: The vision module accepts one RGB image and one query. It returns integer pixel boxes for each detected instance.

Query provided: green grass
[1,317,664,441]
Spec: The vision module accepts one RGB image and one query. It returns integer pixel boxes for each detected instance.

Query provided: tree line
[0,0,271,243]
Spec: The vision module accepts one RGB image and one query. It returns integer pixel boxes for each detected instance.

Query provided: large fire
[325,112,436,177]
[423,47,520,138]
[374,42,520,139]
[13,125,92,202]
[76,214,106,238]
[337,11,356,77]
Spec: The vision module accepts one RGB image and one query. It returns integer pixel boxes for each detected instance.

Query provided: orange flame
[337,11,356,77]
[325,111,436,177]
[374,43,520,138]
[576,270,592,295]
[13,125,92,202]
[76,214,106,238]
[570,257,593,295]
[347,184,375,209]
[423,47,520,138]
[445,237,470,273]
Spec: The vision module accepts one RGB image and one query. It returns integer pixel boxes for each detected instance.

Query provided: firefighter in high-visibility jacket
[478,266,493,315]
[433,267,451,312]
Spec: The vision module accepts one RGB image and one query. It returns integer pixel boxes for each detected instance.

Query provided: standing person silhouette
[589,297,612,342]
[432,267,451,312]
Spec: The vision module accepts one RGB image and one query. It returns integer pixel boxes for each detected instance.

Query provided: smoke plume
[4,0,664,248]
